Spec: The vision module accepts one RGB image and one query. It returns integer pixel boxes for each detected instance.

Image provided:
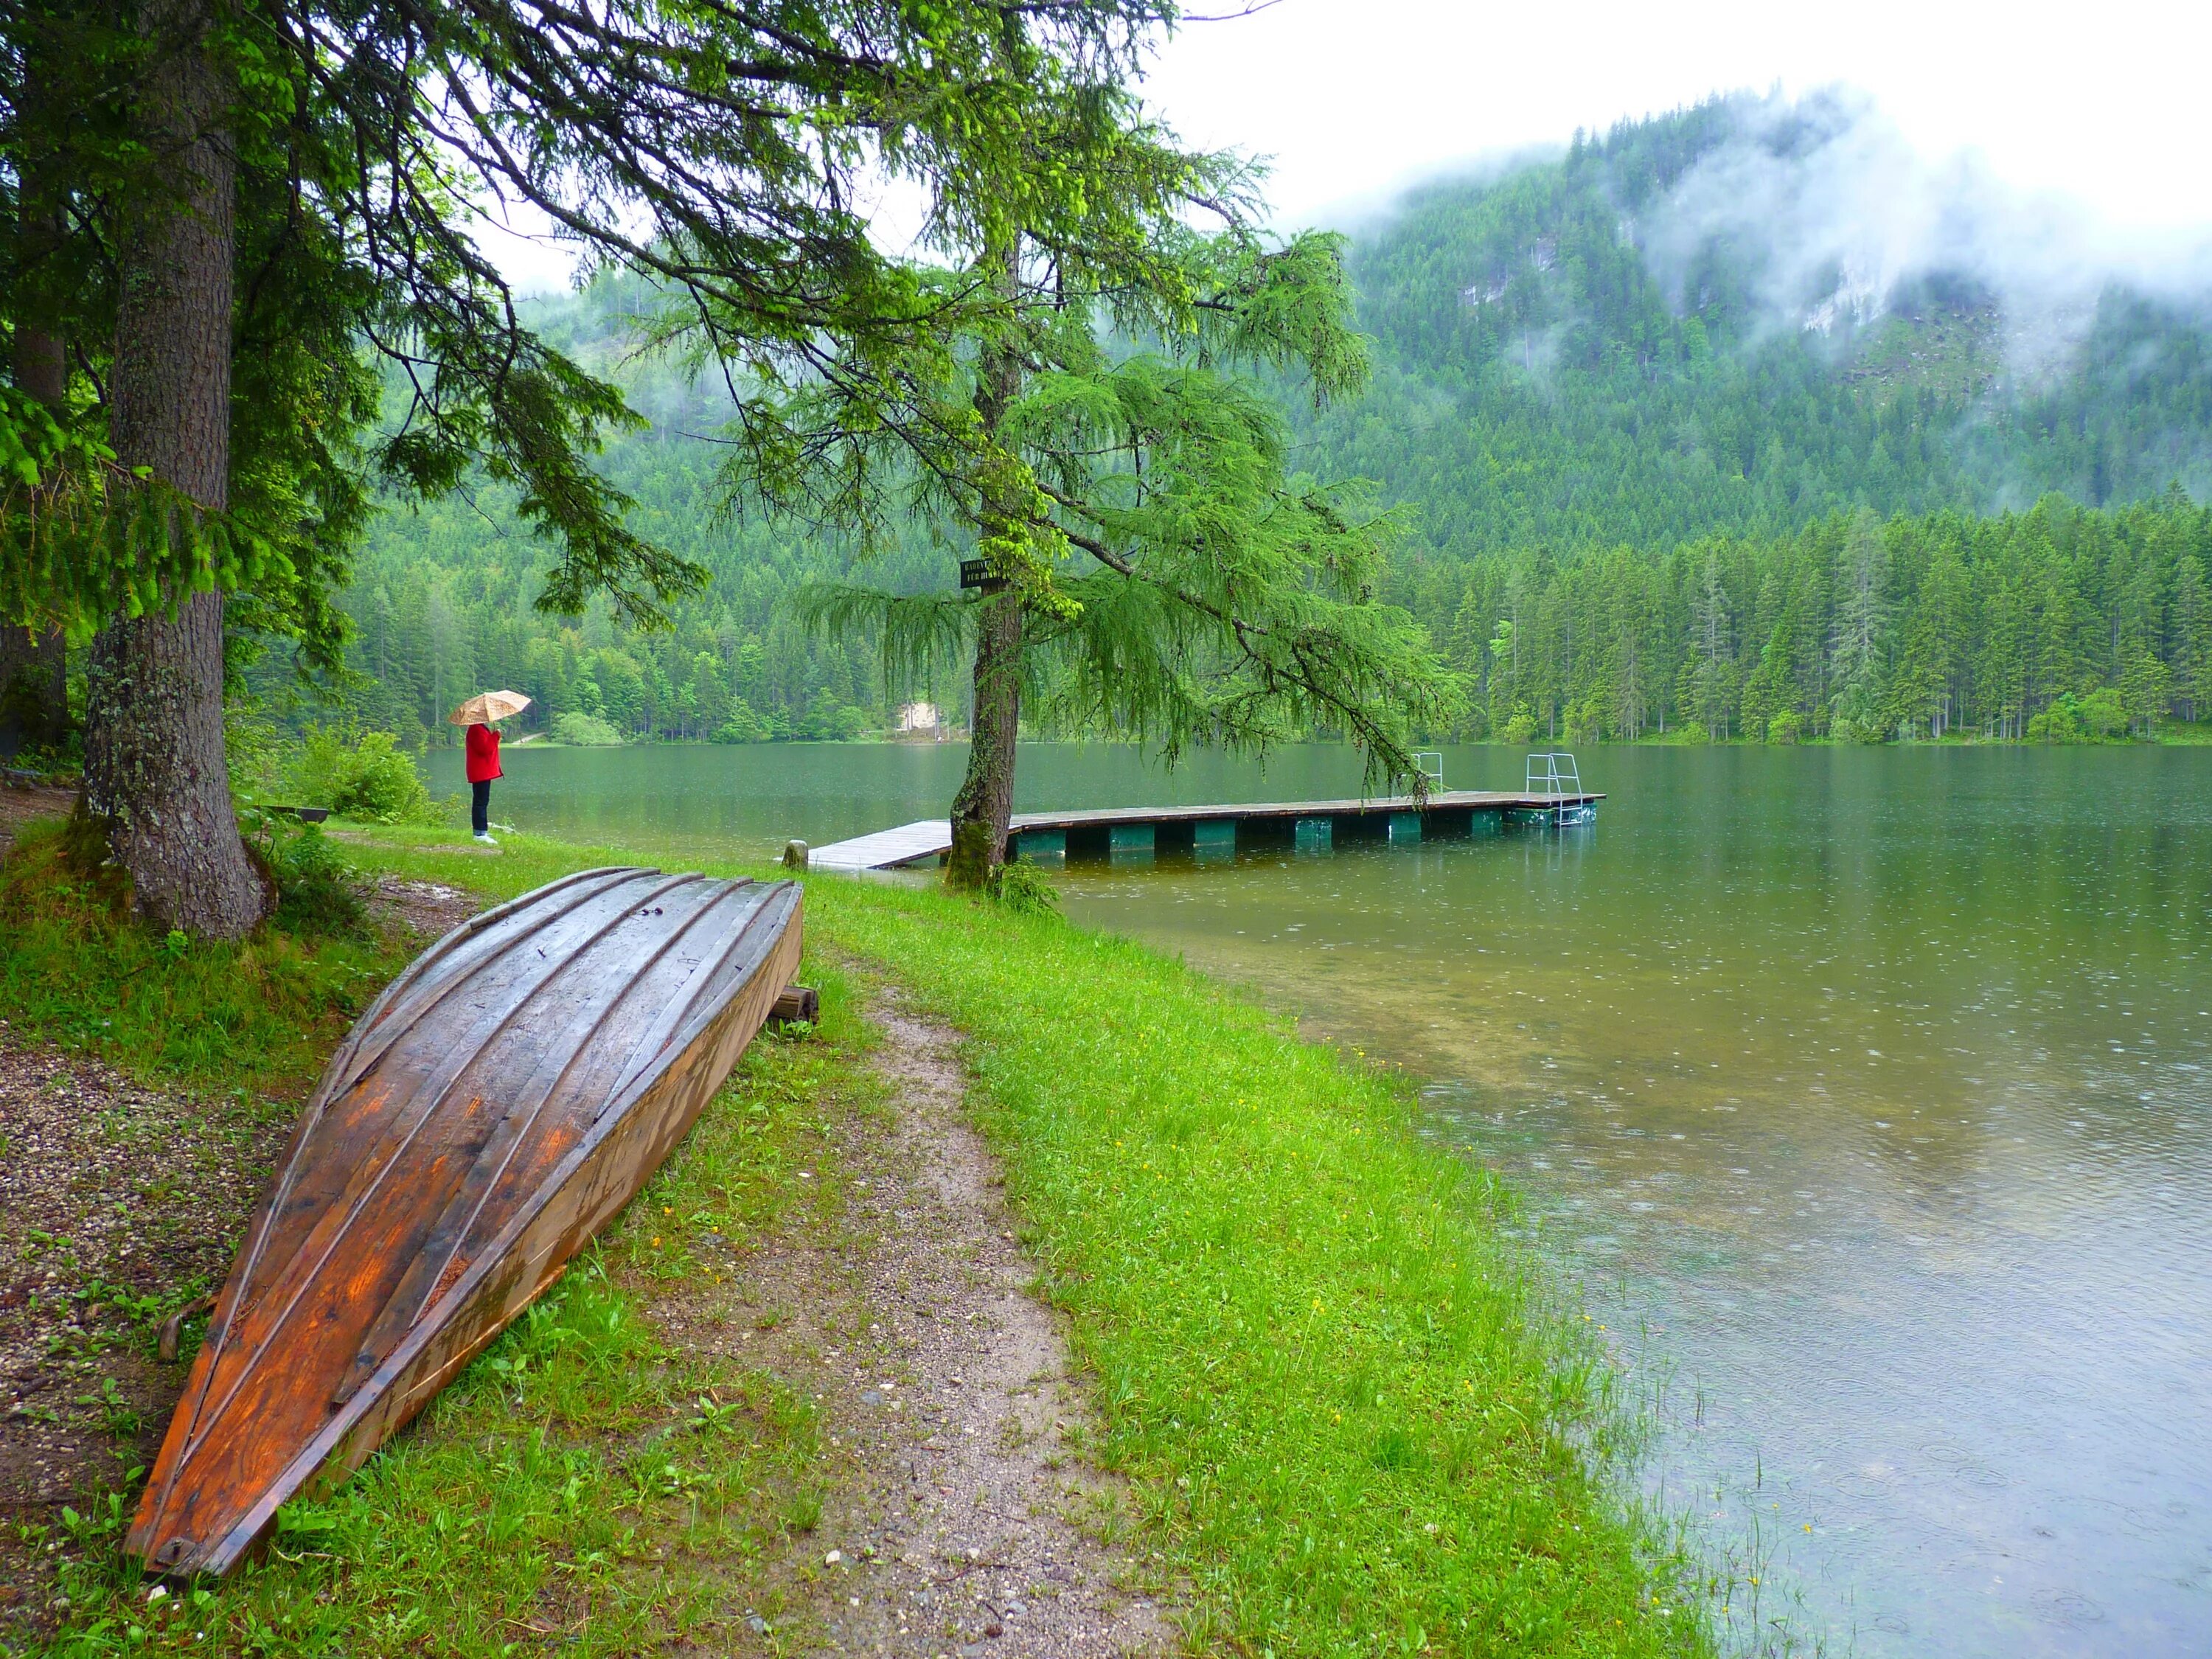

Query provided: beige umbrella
[449,689,532,726]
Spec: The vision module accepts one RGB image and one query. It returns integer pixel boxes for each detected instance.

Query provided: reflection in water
[434,740,2212,1656]
[1051,748,2212,1659]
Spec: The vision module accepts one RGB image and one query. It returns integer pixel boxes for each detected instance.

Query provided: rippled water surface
[433,741,2212,1654]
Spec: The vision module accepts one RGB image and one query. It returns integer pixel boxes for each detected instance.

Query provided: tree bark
[79,0,270,937]
[945,587,1022,888]
[1,54,72,760]
[944,237,1025,892]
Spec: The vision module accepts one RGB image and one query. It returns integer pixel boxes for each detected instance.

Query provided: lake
[428,740,2212,1655]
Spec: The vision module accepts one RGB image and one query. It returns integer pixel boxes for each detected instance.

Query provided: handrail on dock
[1524,753,1596,825]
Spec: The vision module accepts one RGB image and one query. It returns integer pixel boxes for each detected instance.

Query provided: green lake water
[430,740,2212,1655]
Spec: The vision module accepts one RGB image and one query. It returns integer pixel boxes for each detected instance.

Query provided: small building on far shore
[894,700,946,740]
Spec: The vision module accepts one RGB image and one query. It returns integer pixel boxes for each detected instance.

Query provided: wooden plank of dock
[806,819,954,872]
[806,790,1603,872]
[1010,790,1601,829]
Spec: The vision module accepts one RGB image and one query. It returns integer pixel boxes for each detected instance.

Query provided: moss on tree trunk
[945,588,1021,890]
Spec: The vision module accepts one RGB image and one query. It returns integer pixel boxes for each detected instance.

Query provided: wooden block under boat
[128,867,804,1577]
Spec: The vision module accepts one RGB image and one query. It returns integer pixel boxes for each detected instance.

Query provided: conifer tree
[2175,555,2211,721]
[0,5,63,757]
[1686,552,1736,737]
[1829,508,1888,739]
[2,0,1203,929]
[757,102,1460,886]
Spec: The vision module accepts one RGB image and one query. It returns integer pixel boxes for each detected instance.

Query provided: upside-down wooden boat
[128,867,804,1577]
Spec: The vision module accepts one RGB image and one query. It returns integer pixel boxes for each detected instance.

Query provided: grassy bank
[0,824,411,1096]
[346,829,1716,1656]
[21,949,873,1658]
[9,816,1714,1656]
[808,883,1706,1656]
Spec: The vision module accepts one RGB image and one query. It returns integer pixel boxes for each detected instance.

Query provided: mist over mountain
[1312,90,2212,554]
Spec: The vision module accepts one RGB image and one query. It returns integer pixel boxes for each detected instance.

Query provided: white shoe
[473,832,497,846]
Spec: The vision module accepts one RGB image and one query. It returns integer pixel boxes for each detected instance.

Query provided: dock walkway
[807,789,1603,872]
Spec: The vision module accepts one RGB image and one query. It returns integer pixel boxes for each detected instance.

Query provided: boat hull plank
[127,869,804,1576]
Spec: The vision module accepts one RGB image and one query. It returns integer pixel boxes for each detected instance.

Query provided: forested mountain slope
[333,94,2212,746]
[1310,91,2212,554]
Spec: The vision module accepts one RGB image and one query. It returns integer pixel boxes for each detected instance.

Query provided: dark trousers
[471,779,492,835]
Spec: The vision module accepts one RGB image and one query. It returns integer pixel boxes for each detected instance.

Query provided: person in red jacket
[465,720,503,844]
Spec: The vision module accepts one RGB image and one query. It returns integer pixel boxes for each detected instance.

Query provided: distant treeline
[318,484,2212,751]
[328,513,909,747]
[1385,495,2212,743]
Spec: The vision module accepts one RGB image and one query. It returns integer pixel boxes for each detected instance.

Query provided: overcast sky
[1143,0,2212,232]
[484,0,2212,292]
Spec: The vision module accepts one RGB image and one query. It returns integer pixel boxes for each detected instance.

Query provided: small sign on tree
[958,559,1006,593]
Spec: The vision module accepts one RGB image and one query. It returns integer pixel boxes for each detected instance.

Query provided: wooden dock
[806,789,1603,872]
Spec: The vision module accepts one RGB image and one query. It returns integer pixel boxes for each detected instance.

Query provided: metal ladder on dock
[1525,751,1596,827]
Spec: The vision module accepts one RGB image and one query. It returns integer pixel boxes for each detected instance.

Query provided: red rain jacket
[464,722,503,784]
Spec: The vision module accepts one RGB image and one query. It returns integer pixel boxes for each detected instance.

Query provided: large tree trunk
[1,58,72,760]
[945,588,1022,889]
[944,238,1025,893]
[78,0,269,937]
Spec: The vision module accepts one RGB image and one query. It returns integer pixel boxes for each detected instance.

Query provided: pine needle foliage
[1,0,1205,651]
[742,76,1464,792]
[799,341,1459,768]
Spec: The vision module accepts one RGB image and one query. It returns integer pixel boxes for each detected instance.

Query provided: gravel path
[716,990,1174,1658]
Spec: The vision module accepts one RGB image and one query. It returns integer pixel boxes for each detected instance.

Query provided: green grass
[18,814,1718,1655]
[38,960,876,1658]
[329,824,676,905]
[337,827,1716,1656]
[805,882,1709,1658]
[0,822,410,1095]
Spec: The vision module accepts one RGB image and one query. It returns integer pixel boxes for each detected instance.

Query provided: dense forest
[260,273,956,749]
[323,463,935,750]
[1390,495,2212,742]
[321,93,2212,747]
